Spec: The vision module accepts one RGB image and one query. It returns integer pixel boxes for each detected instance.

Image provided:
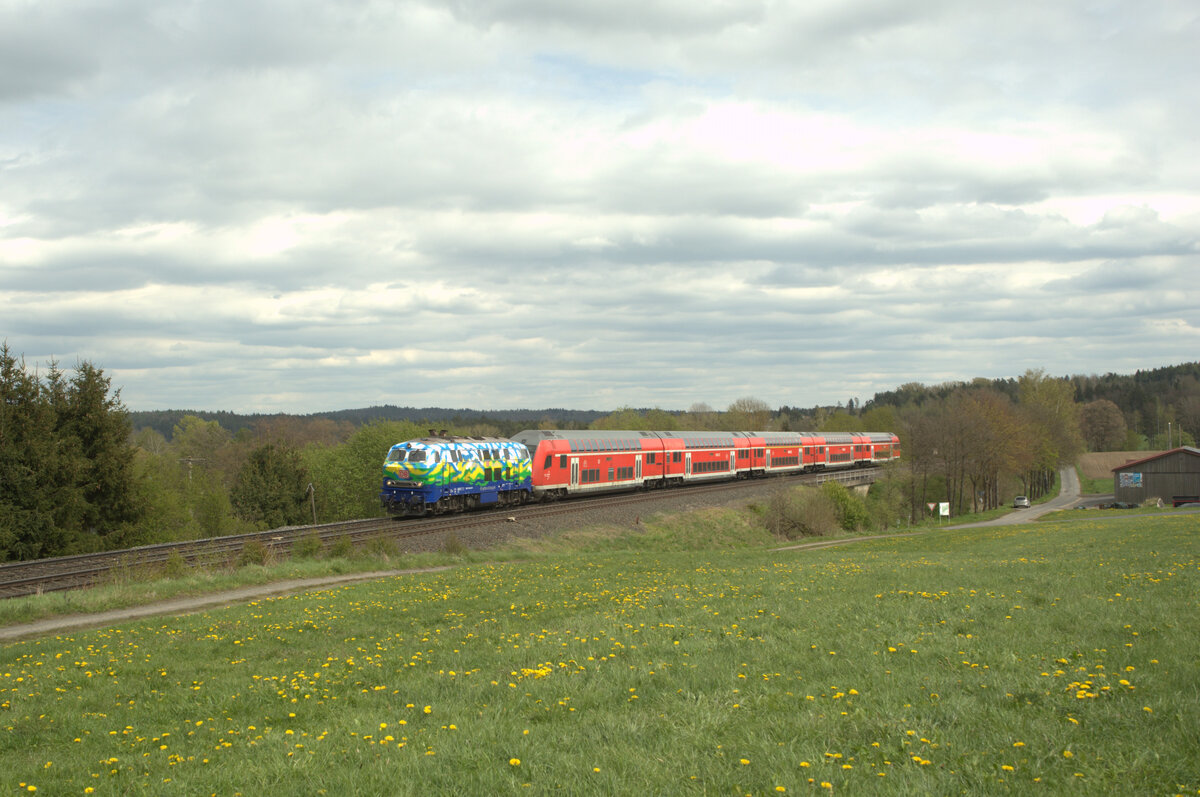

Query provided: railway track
[0,467,878,599]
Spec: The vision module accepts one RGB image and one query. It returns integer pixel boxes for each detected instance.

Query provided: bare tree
[724,397,772,431]
[1079,399,1127,452]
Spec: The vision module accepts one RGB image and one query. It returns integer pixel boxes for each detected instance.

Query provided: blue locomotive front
[380,434,533,516]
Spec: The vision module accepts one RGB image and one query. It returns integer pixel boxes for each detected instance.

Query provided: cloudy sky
[2,1,1197,414]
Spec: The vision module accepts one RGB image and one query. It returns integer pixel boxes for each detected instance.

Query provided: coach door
[730,451,736,474]
[635,455,642,482]
[766,450,772,469]
[570,459,579,487]
[685,452,692,476]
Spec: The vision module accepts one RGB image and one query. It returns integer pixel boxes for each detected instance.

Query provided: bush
[163,550,188,579]
[442,532,466,556]
[763,487,839,540]
[365,536,399,560]
[237,539,271,567]
[327,537,354,559]
[820,481,872,532]
[292,532,323,559]
[864,470,909,530]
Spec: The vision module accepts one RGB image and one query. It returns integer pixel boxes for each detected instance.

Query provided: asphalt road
[947,467,1082,528]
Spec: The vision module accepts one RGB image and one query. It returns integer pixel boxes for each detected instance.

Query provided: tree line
[3,344,1196,562]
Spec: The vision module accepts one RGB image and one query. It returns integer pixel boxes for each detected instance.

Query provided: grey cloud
[2,0,1199,413]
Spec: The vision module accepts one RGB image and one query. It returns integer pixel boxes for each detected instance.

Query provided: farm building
[1112,447,1200,506]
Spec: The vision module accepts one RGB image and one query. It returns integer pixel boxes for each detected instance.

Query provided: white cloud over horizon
[2,0,1197,413]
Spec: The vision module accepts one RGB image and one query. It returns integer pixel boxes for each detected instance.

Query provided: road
[947,467,1082,528]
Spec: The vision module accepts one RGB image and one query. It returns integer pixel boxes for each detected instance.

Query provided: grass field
[2,513,1198,795]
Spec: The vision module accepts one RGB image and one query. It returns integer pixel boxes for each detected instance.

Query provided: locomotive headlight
[384,478,396,487]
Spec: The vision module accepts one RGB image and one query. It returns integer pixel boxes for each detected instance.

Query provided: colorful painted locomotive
[381,428,899,514]
[380,434,533,516]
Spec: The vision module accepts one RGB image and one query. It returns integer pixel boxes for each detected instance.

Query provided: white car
[1013,496,1031,508]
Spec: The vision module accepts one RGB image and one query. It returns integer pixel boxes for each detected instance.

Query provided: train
[380,428,900,516]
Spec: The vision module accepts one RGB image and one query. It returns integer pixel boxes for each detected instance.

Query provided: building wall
[1113,451,1200,504]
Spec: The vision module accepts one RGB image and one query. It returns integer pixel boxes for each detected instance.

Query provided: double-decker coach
[509,428,900,501]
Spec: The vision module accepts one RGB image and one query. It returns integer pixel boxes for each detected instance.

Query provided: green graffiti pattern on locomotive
[383,439,532,488]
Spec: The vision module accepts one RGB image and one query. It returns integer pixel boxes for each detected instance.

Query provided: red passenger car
[511,428,900,500]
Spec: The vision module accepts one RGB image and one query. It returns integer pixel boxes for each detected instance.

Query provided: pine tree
[0,344,64,559]
[61,361,140,541]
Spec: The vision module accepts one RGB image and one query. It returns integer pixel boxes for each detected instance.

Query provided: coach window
[558,454,568,468]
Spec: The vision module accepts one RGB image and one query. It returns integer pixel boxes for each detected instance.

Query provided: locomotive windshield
[387,448,427,463]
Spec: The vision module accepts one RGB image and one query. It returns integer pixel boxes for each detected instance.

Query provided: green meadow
[1,513,1197,795]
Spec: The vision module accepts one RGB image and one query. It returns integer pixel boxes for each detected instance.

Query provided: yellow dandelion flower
[510,758,521,766]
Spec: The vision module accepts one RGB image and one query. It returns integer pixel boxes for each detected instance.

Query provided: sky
[2,1,1198,414]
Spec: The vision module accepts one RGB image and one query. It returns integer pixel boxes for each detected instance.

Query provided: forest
[2,340,1197,562]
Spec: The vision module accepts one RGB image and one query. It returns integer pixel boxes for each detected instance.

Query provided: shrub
[292,532,323,560]
[442,532,466,556]
[162,550,188,579]
[820,481,872,532]
[237,539,271,567]
[763,487,839,539]
[365,536,399,560]
[327,536,354,559]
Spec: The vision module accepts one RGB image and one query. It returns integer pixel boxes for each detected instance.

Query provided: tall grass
[1,514,1196,794]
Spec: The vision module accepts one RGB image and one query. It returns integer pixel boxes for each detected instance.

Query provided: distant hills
[127,405,610,439]
[129,361,1200,444]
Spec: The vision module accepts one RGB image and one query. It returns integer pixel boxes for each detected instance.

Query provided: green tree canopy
[231,443,311,529]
